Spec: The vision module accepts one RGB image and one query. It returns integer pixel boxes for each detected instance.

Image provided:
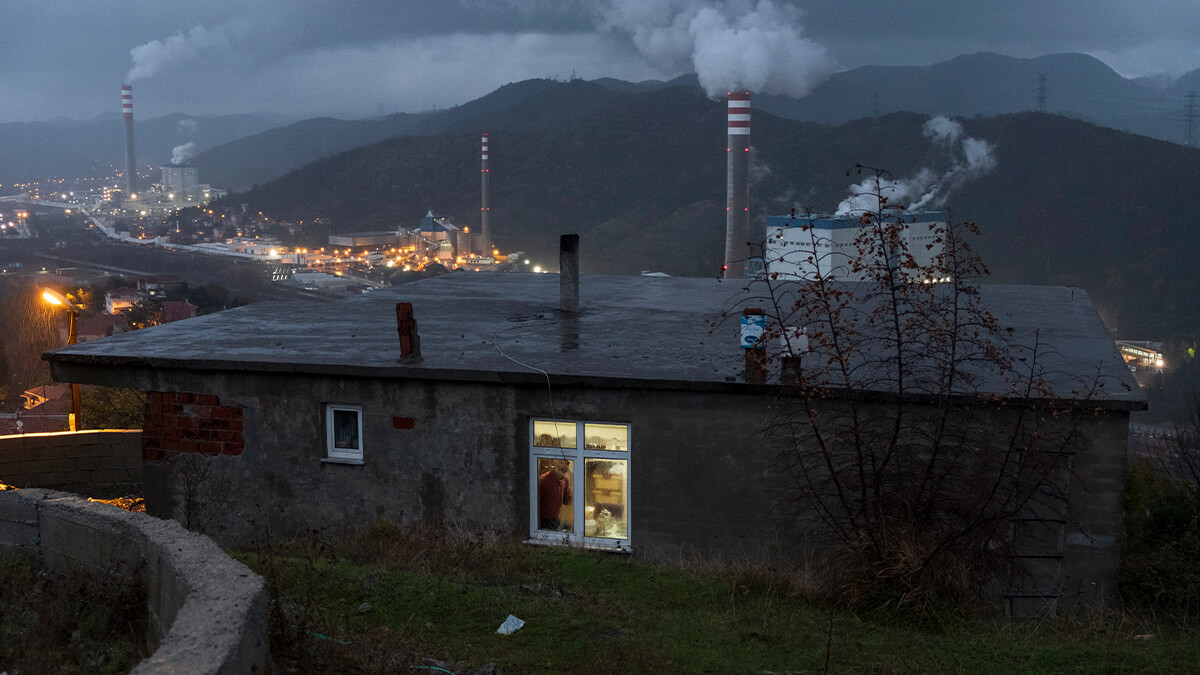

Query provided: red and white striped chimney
[481,132,491,256]
[122,84,137,197]
[723,92,750,279]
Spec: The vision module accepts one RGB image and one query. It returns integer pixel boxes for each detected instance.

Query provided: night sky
[5,0,1197,122]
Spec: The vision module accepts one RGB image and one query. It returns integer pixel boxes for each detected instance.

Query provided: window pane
[332,409,359,449]
[583,423,628,451]
[536,457,574,532]
[533,420,576,449]
[584,459,628,539]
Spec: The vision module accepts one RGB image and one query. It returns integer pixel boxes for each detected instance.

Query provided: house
[20,383,70,412]
[137,274,182,297]
[11,384,72,434]
[105,287,141,314]
[69,314,126,344]
[160,300,198,323]
[43,272,1143,613]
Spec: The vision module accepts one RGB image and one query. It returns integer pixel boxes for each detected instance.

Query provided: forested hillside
[225,79,1200,350]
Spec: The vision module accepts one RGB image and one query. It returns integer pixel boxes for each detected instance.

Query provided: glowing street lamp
[42,289,81,429]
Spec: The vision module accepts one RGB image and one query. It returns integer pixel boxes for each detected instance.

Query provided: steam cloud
[835,116,997,215]
[171,142,197,165]
[127,25,232,82]
[177,118,199,136]
[596,0,834,97]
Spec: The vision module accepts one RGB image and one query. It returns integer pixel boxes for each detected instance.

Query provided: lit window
[530,419,630,549]
[325,404,363,463]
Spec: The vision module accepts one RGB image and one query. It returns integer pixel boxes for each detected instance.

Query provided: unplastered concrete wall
[0,488,269,674]
[114,365,1128,613]
[0,430,142,490]
[131,368,792,555]
[139,372,525,546]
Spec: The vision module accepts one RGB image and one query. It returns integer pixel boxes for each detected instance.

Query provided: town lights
[41,289,81,429]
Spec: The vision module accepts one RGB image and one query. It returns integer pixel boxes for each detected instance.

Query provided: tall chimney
[560,234,579,314]
[723,92,750,279]
[122,84,137,197]
[480,132,491,256]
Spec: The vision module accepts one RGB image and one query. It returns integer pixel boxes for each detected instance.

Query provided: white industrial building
[765,212,947,282]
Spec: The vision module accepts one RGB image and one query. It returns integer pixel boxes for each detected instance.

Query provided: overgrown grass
[0,555,148,674]
[234,521,1200,674]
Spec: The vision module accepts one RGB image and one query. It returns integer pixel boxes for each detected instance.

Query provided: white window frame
[528,418,631,551]
[324,404,364,463]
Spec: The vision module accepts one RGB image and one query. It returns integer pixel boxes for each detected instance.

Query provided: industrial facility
[324,132,508,274]
[764,212,949,282]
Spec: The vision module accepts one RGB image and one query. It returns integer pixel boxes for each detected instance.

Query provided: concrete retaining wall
[0,488,269,674]
[0,430,142,490]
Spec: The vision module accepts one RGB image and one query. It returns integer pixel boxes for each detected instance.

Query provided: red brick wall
[143,392,244,461]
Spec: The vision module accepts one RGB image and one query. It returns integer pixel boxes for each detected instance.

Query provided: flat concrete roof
[45,273,1144,407]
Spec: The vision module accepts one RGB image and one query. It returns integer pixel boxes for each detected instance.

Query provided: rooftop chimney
[481,133,491,256]
[122,84,137,196]
[396,302,421,359]
[723,92,750,279]
[560,234,579,313]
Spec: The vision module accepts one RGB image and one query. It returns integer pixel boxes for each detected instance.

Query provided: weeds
[0,555,148,674]
[234,519,1200,674]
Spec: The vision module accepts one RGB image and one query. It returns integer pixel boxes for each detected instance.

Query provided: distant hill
[755,52,1188,145]
[225,80,1200,346]
[194,78,631,191]
[186,53,1198,195]
[598,53,1192,147]
[0,112,289,187]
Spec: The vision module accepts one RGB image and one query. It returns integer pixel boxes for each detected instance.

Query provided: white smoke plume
[177,118,199,136]
[835,116,997,215]
[171,142,197,165]
[127,25,233,82]
[596,0,834,98]
[921,115,962,145]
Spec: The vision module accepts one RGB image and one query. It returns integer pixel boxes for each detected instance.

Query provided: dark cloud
[2,0,1198,122]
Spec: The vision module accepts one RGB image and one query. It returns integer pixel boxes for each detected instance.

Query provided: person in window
[538,460,573,531]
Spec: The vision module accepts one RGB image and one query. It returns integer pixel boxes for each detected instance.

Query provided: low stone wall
[0,488,269,674]
[0,430,142,490]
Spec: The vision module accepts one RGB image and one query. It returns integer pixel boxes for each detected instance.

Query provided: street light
[42,289,81,430]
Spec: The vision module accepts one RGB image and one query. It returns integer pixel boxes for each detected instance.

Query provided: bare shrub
[750,167,1100,613]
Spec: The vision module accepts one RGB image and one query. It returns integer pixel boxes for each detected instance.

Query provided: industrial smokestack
[723,92,750,279]
[481,132,491,256]
[122,84,137,197]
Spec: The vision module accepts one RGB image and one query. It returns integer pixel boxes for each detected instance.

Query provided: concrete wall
[0,488,269,674]
[0,430,142,490]
[109,366,1128,613]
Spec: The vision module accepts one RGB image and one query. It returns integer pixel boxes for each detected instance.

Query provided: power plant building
[765,213,948,282]
[327,232,403,249]
[161,165,200,199]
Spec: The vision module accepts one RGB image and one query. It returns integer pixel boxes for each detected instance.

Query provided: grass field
[234,522,1200,674]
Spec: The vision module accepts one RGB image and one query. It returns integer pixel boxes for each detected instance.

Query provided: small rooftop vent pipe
[560,234,579,313]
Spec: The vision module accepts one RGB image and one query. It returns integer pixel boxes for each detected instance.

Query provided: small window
[325,404,363,461]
